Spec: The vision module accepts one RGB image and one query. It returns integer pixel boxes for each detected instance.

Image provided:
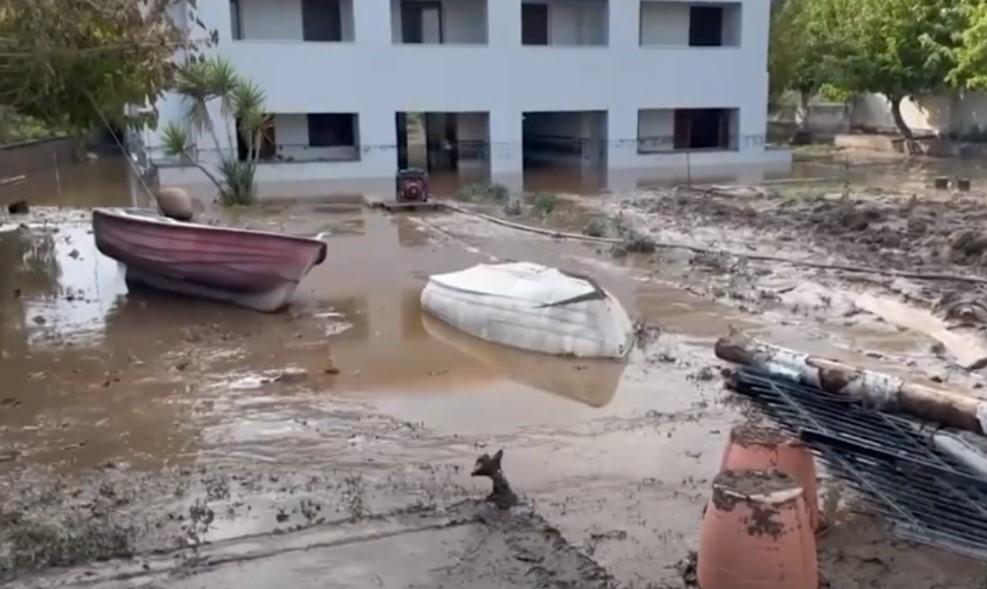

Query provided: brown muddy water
[2,156,987,588]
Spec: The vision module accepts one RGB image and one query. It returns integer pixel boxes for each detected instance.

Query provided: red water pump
[395,168,429,203]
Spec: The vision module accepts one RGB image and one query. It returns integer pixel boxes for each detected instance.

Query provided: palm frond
[161,122,191,158]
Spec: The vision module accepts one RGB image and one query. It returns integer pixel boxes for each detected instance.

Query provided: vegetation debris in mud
[531,193,559,218]
[1,515,135,574]
[456,182,510,203]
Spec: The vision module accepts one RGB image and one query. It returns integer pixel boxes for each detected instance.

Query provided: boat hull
[420,262,634,359]
[93,208,327,312]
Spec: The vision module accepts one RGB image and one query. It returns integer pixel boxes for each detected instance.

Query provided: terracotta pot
[698,470,818,589]
[719,423,820,531]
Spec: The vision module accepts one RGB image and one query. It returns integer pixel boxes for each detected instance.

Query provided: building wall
[850,94,954,135]
[148,0,776,185]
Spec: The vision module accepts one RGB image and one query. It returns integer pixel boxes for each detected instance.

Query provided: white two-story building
[148,0,789,194]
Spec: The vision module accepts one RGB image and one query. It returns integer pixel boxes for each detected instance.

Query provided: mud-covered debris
[951,230,987,258]
[471,449,518,510]
[273,368,308,384]
[673,551,699,587]
[690,367,716,382]
[635,322,662,348]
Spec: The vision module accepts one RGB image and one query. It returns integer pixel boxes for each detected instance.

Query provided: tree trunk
[796,92,810,131]
[889,95,918,154]
[715,331,987,435]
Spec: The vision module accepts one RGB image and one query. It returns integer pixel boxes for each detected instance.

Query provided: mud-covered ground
[4,156,987,587]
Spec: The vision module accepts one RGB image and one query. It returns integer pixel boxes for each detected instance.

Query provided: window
[230,0,242,40]
[522,3,549,45]
[303,0,343,42]
[308,114,356,147]
[689,6,723,47]
[674,109,731,150]
[401,1,443,44]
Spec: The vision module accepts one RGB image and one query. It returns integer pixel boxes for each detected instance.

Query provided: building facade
[148,0,788,193]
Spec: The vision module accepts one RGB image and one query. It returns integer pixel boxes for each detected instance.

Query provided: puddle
[855,293,987,367]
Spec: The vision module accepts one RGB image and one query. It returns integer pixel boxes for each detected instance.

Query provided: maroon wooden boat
[92,208,327,312]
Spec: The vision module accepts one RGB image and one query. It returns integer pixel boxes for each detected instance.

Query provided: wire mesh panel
[732,367,987,561]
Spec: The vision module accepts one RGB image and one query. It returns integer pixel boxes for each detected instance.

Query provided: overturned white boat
[420,262,634,359]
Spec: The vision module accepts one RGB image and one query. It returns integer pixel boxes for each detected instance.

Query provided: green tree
[949,1,987,90]
[0,0,196,138]
[768,0,853,129]
[837,0,966,144]
[770,0,971,147]
[162,57,267,206]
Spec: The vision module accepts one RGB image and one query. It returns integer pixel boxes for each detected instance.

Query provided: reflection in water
[421,314,625,408]
[0,226,60,297]
[3,155,146,209]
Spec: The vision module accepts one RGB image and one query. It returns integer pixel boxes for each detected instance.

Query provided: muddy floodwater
[3,154,987,588]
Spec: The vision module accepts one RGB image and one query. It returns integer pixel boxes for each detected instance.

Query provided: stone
[155,187,195,221]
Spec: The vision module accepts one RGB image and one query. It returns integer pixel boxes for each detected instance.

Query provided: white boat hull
[420,263,634,359]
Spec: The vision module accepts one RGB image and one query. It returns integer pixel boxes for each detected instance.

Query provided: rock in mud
[155,187,195,221]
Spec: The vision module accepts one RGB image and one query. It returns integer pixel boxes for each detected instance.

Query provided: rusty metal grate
[732,367,987,561]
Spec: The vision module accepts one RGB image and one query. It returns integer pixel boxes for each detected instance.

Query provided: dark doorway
[673,109,731,150]
[302,0,343,41]
[689,5,723,46]
[396,112,409,169]
[522,3,549,45]
[402,1,443,43]
[237,116,276,161]
[425,113,458,172]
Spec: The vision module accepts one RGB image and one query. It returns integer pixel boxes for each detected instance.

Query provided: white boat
[420,262,634,359]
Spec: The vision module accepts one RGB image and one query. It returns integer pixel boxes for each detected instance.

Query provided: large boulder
[155,187,195,221]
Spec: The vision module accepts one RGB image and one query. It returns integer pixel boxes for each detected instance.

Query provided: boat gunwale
[93,207,328,264]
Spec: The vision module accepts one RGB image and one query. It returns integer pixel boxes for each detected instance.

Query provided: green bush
[217,159,256,206]
[531,193,558,218]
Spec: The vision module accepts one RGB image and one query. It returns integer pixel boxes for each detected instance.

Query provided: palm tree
[162,57,267,205]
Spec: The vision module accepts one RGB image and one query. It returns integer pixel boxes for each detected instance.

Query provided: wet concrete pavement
[3,155,987,587]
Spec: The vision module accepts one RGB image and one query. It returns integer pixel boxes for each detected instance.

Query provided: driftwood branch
[716,330,987,435]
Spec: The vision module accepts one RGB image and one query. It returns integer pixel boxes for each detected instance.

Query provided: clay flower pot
[698,470,818,589]
[719,423,821,532]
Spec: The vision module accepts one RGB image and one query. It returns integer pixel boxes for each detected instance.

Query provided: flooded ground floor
[3,151,987,587]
